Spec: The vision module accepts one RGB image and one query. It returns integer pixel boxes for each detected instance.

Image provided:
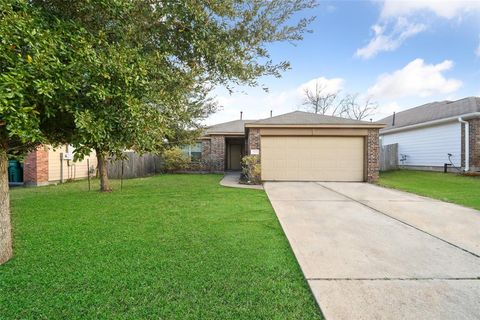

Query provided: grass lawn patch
[0,174,322,319]
[379,170,480,210]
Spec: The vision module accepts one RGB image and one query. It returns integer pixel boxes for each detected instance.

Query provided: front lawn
[0,175,322,319]
[379,170,480,210]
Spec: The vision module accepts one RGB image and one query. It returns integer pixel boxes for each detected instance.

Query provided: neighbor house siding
[381,122,461,167]
[48,145,97,182]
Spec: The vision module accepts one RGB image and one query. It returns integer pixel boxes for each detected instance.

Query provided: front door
[228,144,242,170]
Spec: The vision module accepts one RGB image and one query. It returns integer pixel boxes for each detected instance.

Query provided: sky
[206,0,480,125]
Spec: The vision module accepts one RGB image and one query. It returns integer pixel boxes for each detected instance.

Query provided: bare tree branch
[302,81,339,114]
[341,93,378,120]
[301,82,378,120]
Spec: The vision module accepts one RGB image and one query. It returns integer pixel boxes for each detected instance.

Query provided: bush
[162,147,191,172]
[241,155,261,184]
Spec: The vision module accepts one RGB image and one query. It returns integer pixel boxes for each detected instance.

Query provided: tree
[301,82,379,120]
[341,94,378,121]
[0,0,95,264]
[35,0,317,191]
[302,80,344,115]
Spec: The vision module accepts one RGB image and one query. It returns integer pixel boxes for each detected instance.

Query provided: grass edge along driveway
[0,174,322,320]
[379,170,480,211]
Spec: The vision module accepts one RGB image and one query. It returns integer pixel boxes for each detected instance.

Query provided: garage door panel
[261,136,364,181]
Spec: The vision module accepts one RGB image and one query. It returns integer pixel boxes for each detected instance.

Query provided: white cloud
[297,77,344,96]
[207,76,345,125]
[380,0,480,20]
[356,18,426,59]
[367,58,462,100]
[357,0,480,58]
[375,101,401,120]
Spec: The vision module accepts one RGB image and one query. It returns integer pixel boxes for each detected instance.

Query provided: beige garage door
[261,136,365,181]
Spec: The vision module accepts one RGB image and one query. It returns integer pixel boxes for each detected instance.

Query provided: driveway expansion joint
[316,182,480,259]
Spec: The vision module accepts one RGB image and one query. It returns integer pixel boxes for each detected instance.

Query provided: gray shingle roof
[249,111,377,125]
[204,119,255,135]
[379,97,480,132]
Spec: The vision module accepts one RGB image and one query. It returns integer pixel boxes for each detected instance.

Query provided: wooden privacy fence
[380,143,398,171]
[108,152,163,179]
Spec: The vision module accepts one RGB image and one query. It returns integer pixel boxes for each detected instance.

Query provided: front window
[181,142,202,161]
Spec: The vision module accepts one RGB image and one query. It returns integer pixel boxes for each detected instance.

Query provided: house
[200,111,384,182]
[15,145,97,186]
[379,97,480,172]
[18,111,384,185]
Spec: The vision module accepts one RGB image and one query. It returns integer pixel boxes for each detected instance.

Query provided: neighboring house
[200,111,384,182]
[379,97,480,172]
[17,145,97,186]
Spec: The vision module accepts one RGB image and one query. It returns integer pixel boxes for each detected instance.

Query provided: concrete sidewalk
[265,182,480,320]
[219,172,263,190]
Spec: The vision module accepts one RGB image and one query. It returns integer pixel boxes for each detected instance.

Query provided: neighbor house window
[181,142,202,161]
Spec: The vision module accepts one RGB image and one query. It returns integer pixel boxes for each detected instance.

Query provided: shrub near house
[162,148,191,172]
[242,155,261,184]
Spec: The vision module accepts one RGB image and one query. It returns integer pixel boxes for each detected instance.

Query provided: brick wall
[201,139,211,159]
[469,118,480,171]
[247,129,260,154]
[209,136,225,172]
[366,129,380,183]
[461,123,465,167]
[23,145,49,186]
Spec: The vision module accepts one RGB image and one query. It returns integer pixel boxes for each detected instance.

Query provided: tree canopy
[0,0,316,263]
[32,0,317,191]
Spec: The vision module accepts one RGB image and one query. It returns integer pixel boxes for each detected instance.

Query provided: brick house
[20,145,96,186]
[20,110,385,185]
[200,111,384,182]
[379,97,480,172]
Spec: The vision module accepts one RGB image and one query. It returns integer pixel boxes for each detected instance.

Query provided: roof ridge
[380,97,479,121]
[379,96,480,131]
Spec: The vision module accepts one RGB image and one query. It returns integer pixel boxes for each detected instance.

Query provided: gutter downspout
[458,117,469,172]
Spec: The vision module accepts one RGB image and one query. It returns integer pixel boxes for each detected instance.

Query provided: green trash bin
[8,160,22,183]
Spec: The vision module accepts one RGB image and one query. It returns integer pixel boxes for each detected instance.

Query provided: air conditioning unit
[61,152,73,160]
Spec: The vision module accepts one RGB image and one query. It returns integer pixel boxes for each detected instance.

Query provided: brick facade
[23,145,49,186]
[366,129,380,183]
[247,129,260,154]
[460,119,480,171]
[461,123,466,167]
[209,136,225,172]
[468,118,480,171]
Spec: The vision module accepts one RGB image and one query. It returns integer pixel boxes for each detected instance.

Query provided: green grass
[379,170,480,210]
[0,175,322,319]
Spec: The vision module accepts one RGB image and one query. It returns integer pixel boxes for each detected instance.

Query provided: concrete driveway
[264,182,480,320]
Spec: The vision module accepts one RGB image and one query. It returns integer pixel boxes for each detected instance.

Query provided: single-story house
[13,145,96,186]
[200,111,385,182]
[379,97,480,172]
[19,111,384,185]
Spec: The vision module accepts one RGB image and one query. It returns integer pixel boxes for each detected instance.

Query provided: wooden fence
[380,143,398,171]
[108,152,163,179]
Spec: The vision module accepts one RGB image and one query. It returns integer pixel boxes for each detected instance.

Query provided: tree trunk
[96,151,112,192]
[0,147,12,264]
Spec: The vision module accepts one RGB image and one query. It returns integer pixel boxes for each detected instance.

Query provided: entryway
[226,138,244,171]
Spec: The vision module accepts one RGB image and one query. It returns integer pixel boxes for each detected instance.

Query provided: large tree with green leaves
[34,0,317,191]
[0,0,96,264]
[1,0,316,263]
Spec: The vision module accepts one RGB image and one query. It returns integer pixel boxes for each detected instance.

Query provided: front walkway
[220,172,263,190]
[265,181,480,320]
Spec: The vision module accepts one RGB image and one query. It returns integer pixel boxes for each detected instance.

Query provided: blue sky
[207,0,480,124]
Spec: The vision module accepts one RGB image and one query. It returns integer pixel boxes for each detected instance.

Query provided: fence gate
[380,143,398,171]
